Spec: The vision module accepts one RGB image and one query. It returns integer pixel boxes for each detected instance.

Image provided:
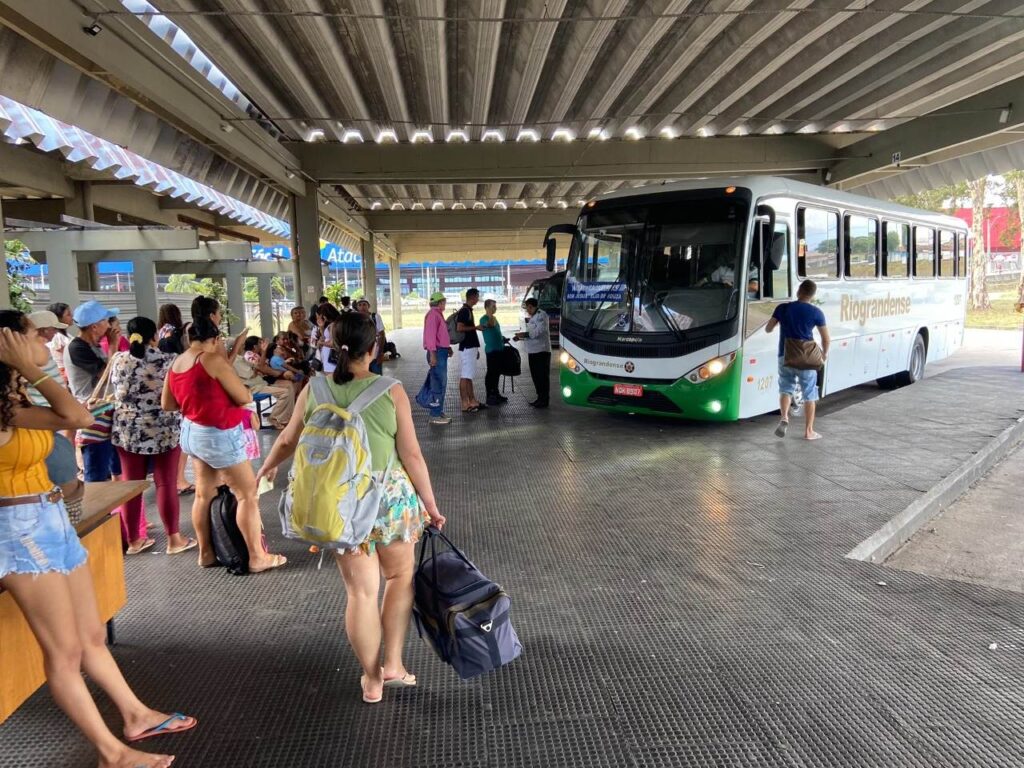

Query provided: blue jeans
[426,348,449,417]
[81,440,122,482]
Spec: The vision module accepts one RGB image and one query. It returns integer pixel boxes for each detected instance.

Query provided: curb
[846,414,1024,564]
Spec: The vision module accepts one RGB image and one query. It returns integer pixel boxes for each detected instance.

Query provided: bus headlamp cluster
[685,352,736,383]
[560,351,585,374]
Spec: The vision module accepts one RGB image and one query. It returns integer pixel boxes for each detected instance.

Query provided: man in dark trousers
[766,279,830,440]
[515,297,552,408]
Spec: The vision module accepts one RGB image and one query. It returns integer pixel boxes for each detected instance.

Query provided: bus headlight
[685,352,736,383]
[561,352,585,374]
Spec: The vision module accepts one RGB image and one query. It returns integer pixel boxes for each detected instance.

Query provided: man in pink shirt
[421,291,452,425]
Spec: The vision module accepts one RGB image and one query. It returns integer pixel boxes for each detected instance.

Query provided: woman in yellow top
[0,311,195,768]
[258,313,446,705]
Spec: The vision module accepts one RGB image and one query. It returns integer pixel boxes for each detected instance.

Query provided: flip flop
[177,485,196,496]
[167,538,197,555]
[382,668,417,688]
[125,713,197,743]
[360,675,383,704]
[774,420,789,438]
[805,433,823,441]
[126,539,156,556]
[249,553,287,573]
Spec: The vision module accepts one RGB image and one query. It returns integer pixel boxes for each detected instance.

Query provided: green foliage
[893,182,969,214]
[165,273,203,294]
[244,276,287,302]
[323,282,346,306]
[404,289,420,301]
[5,238,35,312]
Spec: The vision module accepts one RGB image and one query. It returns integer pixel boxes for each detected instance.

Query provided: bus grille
[587,387,682,413]
[568,334,719,359]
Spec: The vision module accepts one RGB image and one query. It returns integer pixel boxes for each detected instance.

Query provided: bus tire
[893,333,927,387]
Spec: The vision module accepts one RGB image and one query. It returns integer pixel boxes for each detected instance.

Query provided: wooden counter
[0,480,148,723]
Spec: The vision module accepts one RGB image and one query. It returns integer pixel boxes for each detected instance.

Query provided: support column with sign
[290,181,322,308]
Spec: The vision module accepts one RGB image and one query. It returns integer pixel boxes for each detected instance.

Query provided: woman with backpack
[256,313,446,704]
[162,296,287,573]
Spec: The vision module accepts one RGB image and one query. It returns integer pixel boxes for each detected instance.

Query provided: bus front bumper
[558,364,740,421]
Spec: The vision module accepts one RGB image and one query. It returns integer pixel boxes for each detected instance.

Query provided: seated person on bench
[233,337,294,430]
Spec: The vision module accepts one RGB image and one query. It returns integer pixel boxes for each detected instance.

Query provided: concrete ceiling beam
[366,210,574,233]
[0,141,74,198]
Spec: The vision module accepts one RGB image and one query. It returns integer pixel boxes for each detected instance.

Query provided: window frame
[797,204,841,281]
[938,229,956,278]
[912,225,936,279]
[881,220,911,279]
[843,212,879,280]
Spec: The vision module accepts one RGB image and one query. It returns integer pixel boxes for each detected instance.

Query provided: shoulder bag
[76,354,118,446]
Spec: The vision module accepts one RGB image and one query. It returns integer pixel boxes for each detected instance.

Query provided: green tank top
[304,375,397,472]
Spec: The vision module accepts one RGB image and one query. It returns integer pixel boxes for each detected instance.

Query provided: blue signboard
[565,279,626,303]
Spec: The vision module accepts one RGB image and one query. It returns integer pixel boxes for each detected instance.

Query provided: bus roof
[593,176,968,231]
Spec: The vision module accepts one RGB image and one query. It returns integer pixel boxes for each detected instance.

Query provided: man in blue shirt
[766,279,830,440]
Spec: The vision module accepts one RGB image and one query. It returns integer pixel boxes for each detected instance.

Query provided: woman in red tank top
[162,297,286,573]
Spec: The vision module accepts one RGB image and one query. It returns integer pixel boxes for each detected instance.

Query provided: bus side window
[882,221,910,278]
[913,226,935,278]
[797,206,838,279]
[939,230,955,277]
[761,223,791,299]
[955,232,966,276]
[845,214,878,278]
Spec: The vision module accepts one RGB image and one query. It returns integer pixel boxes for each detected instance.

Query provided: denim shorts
[778,358,819,402]
[45,433,79,485]
[0,498,88,580]
[180,418,247,469]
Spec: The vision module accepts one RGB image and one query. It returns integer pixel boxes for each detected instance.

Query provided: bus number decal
[757,376,773,391]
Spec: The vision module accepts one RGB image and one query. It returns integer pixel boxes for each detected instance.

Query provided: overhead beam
[291,135,850,184]
[830,74,1024,189]
[13,227,198,254]
[156,260,293,276]
[367,210,574,233]
[0,142,74,198]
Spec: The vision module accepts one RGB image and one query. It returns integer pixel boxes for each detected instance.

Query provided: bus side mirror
[545,239,557,272]
[542,223,577,273]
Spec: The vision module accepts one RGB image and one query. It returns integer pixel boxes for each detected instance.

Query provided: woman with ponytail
[163,296,286,572]
[257,313,446,704]
[109,317,193,555]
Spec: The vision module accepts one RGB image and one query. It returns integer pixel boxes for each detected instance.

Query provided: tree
[1002,170,1024,311]
[893,182,969,214]
[968,177,990,310]
[165,273,203,294]
[5,238,35,312]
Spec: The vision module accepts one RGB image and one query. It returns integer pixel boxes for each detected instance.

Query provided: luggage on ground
[499,339,521,394]
[279,375,397,549]
[413,527,522,679]
[210,485,249,575]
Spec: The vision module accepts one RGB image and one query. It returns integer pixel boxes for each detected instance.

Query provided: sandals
[382,668,417,688]
[360,675,383,704]
[249,553,287,573]
[126,538,156,556]
[124,712,197,743]
[177,485,196,496]
[166,537,197,555]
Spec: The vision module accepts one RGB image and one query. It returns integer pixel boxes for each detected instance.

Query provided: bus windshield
[564,196,750,335]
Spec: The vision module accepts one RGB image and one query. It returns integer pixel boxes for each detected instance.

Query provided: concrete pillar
[0,197,10,310]
[290,180,322,308]
[257,274,275,340]
[223,266,246,336]
[131,252,158,320]
[361,234,378,309]
[46,246,79,309]
[389,257,403,330]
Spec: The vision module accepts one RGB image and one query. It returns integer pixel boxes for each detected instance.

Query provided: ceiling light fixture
[729,126,748,136]
[452,202,467,210]
[536,200,548,208]
[446,129,469,143]
[494,201,507,209]
[516,128,540,142]
[431,201,444,210]
[411,202,426,210]
[513,200,528,209]
[473,201,487,210]
[552,128,575,142]
[411,129,433,143]
[556,200,568,209]
[376,128,398,143]
[391,202,405,210]
[659,127,677,139]
[482,129,505,142]
[587,127,609,141]
[698,127,713,138]
[797,123,818,134]
[285,171,296,179]
[763,124,784,135]
[305,128,325,142]
[999,106,1011,125]
[341,129,363,143]
[624,127,644,140]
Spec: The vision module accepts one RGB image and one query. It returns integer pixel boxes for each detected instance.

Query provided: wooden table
[0,480,148,723]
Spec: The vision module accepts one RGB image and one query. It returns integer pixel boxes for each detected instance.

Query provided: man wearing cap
[65,300,122,482]
[421,292,452,425]
[25,310,69,405]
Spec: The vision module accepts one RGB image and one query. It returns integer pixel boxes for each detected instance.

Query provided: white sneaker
[430,415,452,425]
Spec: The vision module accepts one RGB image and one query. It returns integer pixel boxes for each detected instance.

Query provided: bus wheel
[894,333,927,387]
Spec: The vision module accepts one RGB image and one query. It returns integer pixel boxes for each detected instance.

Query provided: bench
[253,391,276,429]
[0,480,148,723]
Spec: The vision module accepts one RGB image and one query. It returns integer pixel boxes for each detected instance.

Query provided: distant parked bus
[521,271,565,348]
[543,177,969,421]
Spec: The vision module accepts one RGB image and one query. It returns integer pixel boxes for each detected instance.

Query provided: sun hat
[27,310,69,330]
[72,300,119,328]
[429,291,446,304]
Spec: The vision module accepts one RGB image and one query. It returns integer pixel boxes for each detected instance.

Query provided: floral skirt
[349,465,429,556]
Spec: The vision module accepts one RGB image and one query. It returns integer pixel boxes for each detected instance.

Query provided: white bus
[544,176,969,421]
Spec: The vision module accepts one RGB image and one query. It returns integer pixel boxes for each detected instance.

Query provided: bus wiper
[583,280,625,338]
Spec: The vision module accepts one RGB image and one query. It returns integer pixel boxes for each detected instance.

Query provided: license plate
[613,383,644,398]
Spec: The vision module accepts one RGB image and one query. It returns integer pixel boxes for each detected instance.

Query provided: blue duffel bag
[413,527,522,679]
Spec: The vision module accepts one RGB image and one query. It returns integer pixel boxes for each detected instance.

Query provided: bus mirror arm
[542,224,577,272]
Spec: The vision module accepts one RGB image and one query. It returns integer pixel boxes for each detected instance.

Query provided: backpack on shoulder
[279,375,397,550]
[446,311,464,346]
[209,485,250,575]
[413,527,522,679]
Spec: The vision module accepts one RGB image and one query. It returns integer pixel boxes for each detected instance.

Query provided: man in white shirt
[514,298,552,408]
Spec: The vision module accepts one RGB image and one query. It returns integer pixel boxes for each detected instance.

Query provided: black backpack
[499,340,521,393]
[209,485,249,575]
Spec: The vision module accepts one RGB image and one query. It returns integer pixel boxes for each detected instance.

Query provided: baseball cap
[72,300,119,328]
[27,310,69,330]
[429,291,446,304]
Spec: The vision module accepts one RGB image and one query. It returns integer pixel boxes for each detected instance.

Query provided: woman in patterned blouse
[110,316,195,555]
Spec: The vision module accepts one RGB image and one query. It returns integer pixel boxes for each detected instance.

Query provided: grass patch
[967,296,1024,330]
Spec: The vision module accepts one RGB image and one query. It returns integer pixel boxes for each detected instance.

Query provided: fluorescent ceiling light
[452,202,467,210]
[763,124,784,135]
[370,201,382,210]
[659,127,678,139]
[516,129,540,142]
[391,202,406,210]
[556,201,568,209]
[411,129,433,143]
[513,200,528,209]
[624,127,644,140]
[587,127,609,141]
[494,201,507,210]
[482,129,505,142]
[341,129,363,143]
[552,128,575,142]
[832,123,851,133]
[306,128,325,142]
[446,129,469,143]
[376,128,398,143]
[431,201,444,210]
[797,123,818,134]
[575,199,586,206]
[698,127,713,138]
[535,200,548,208]
[729,126,748,136]
[472,201,487,210]
[411,202,426,210]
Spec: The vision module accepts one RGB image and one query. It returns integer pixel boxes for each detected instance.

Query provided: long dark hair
[332,314,377,385]
[127,317,157,359]
[0,310,30,428]
[190,296,220,342]
[318,303,341,326]
[47,302,70,336]
[158,303,183,330]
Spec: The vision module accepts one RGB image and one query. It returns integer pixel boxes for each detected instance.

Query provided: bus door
[740,210,794,418]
